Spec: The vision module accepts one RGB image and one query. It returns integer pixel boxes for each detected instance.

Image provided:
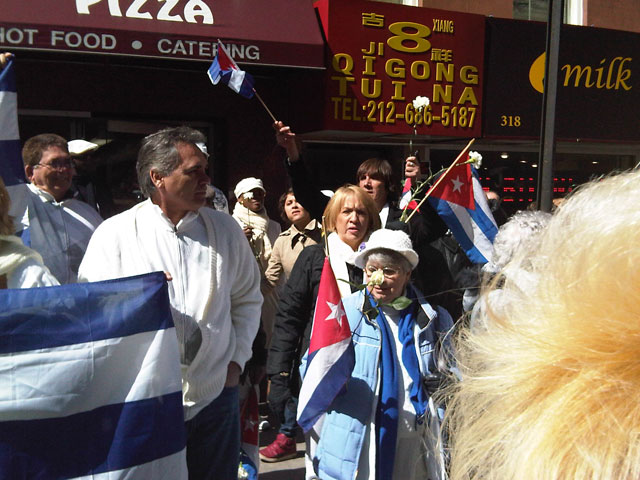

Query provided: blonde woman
[445,169,640,480]
[262,185,380,462]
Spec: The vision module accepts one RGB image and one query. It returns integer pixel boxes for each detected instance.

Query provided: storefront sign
[316,0,485,137]
[483,18,639,142]
[0,0,324,68]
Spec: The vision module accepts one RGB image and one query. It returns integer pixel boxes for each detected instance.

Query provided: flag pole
[405,138,475,223]
[252,89,277,123]
[321,215,329,258]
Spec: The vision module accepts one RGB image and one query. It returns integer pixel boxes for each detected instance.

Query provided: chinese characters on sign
[317,0,485,137]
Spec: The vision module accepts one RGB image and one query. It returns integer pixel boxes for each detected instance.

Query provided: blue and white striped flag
[0,272,188,479]
[0,56,25,187]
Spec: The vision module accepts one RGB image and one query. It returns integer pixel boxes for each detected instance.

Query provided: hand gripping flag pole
[207,40,277,122]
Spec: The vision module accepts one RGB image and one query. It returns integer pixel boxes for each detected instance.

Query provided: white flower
[368,269,385,286]
[412,95,430,111]
[468,151,483,168]
[243,191,254,200]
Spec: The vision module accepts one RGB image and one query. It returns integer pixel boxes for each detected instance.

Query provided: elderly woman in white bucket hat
[304,229,454,480]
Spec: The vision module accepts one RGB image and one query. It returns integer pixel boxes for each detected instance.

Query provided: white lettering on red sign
[75,0,214,24]
[0,27,38,45]
[156,38,260,60]
[51,30,117,50]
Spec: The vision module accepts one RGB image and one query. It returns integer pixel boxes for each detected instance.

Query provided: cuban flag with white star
[428,160,498,263]
[297,258,355,433]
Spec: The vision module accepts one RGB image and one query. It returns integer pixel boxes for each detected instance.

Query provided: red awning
[0,0,325,68]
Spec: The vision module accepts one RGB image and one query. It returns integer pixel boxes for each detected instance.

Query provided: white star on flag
[325,300,345,327]
[451,176,464,193]
[244,418,257,432]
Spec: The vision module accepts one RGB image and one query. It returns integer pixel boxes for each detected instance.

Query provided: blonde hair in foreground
[444,169,640,480]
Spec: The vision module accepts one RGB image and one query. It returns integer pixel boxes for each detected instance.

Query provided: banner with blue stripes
[0,57,26,187]
[0,272,188,480]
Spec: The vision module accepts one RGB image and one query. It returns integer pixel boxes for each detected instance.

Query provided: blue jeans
[280,395,299,437]
[185,386,240,480]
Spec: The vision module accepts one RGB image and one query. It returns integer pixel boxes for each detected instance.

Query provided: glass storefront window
[513,0,549,21]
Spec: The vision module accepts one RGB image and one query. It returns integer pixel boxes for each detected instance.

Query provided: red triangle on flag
[308,258,352,354]
[240,384,259,446]
[429,163,475,210]
[216,43,237,71]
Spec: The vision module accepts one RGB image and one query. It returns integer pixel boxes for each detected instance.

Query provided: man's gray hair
[136,126,207,198]
[365,250,413,274]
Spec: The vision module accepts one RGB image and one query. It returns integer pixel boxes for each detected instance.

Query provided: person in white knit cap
[232,177,281,347]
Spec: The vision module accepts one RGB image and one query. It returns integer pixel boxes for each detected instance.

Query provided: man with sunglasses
[9,133,102,283]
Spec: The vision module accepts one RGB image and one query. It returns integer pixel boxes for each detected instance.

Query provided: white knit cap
[354,229,419,270]
[234,177,265,199]
[68,139,98,156]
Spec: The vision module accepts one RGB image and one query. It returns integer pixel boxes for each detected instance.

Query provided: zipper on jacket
[174,227,188,365]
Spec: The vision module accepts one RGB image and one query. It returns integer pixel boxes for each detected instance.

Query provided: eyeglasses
[34,159,76,170]
[365,265,401,279]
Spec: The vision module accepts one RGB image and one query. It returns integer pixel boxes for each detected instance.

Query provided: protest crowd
[2,48,640,480]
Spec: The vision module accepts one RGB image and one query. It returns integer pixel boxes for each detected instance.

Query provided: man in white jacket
[78,126,263,480]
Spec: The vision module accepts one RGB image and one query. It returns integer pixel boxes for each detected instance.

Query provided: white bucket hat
[234,177,265,199]
[354,229,419,270]
[68,139,98,156]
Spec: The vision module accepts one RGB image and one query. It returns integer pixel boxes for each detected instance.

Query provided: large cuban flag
[0,272,188,479]
[207,40,255,99]
[0,56,26,186]
[297,258,355,433]
[428,160,498,264]
[0,56,29,223]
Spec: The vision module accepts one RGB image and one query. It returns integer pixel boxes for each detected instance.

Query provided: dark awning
[0,0,325,68]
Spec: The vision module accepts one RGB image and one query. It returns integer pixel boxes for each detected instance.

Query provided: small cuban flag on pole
[297,258,355,433]
[399,177,419,211]
[207,40,278,122]
[207,40,255,99]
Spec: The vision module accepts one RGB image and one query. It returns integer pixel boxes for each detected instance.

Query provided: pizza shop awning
[0,0,325,68]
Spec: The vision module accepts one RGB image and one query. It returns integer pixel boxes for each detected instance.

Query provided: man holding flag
[79,126,263,480]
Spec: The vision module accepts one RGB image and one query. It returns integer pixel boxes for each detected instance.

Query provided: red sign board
[0,0,324,68]
[315,0,485,137]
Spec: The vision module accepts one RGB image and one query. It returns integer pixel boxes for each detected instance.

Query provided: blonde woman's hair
[0,176,13,236]
[322,184,381,235]
[445,169,640,480]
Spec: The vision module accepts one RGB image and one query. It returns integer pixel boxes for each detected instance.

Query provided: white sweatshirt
[78,200,263,420]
